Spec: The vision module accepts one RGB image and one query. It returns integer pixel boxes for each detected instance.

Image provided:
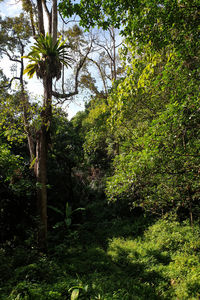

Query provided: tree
[1,0,91,250]
[85,27,123,96]
[104,43,200,219]
[59,0,200,61]
[59,0,200,221]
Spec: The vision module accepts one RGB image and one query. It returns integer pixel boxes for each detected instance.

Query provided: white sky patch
[0,0,22,17]
[0,11,6,18]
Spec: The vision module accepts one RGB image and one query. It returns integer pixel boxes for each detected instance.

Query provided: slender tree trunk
[42,0,52,35]
[20,38,48,251]
[35,127,47,250]
[35,0,55,250]
[112,28,117,81]
[22,93,35,161]
[20,43,36,162]
[35,74,52,251]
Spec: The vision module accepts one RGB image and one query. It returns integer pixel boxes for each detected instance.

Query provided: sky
[0,0,22,18]
[0,0,87,119]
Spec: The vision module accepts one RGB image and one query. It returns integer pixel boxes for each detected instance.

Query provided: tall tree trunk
[35,127,47,251]
[35,74,52,251]
[20,37,48,251]
[35,0,55,250]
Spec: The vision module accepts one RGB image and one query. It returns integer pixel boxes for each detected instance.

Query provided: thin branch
[0,48,21,63]
[42,0,50,18]
[59,12,79,25]
[28,0,36,36]
[42,0,51,34]
[52,43,92,102]
[95,42,113,61]
[0,77,20,89]
[116,41,123,48]
[87,57,108,94]
[108,27,115,41]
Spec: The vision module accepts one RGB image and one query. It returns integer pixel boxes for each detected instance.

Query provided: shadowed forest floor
[1,210,200,299]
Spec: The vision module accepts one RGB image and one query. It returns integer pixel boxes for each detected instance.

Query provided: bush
[107,216,200,299]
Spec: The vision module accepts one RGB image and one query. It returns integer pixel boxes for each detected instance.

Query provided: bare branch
[42,0,50,17]
[0,77,20,89]
[42,0,51,34]
[87,57,108,94]
[116,42,123,48]
[108,27,115,40]
[0,48,21,64]
[52,43,92,102]
[95,42,113,61]
[59,12,79,25]
[52,0,57,43]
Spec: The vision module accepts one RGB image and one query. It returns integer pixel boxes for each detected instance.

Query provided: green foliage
[107,216,200,299]
[81,96,113,170]
[1,2,200,300]
[2,217,200,299]
[0,144,22,181]
[104,42,200,216]
[46,109,88,231]
[0,92,26,144]
[59,0,200,61]
[69,284,89,300]
[0,13,32,51]
[48,201,85,229]
[59,0,126,30]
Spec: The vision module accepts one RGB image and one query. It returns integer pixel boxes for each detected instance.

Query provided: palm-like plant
[23,33,73,80]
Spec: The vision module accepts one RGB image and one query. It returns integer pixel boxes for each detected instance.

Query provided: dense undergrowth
[1,213,200,299]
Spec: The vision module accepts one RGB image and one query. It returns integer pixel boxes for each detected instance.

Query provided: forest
[0,0,200,299]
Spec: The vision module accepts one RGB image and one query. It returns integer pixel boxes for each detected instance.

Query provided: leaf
[72,207,86,214]
[83,285,88,292]
[48,205,64,216]
[71,289,79,300]
[65,202,72,218]
[29,157,36,169]
[65,218,71,227]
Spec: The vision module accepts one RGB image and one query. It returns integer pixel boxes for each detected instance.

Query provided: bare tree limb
[95,42,113,61]
[59,12,79,25]
[0,48,21,63]
[87,57,108,94]
[116,42,123,48]
[42,0,52,34]
[52,0,57,43]
[42,0,50,17]
[29,0,36,36]
[52,43,92,101]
